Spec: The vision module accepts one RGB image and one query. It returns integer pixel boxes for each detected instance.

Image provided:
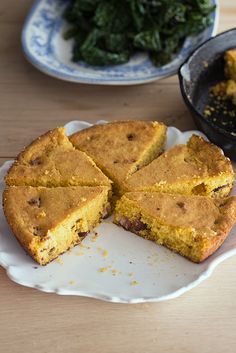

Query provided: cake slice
[125,135,234,198]
[5,127,111,188]
[114,192,236,262]
[70,121,166,195]
[212,48,236,105]
[3,185,110,265]
[225,48,236,82]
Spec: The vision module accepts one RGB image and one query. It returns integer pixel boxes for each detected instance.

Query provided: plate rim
[0,120,236,304]
[21,0,219,85]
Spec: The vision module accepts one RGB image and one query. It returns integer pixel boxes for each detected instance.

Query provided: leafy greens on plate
[64,0,215,67]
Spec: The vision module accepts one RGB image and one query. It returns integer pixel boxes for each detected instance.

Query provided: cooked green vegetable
[64,0,215,67]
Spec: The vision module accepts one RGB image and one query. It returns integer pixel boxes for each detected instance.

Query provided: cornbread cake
[125,135,234,198]
[5,128,111,188]
[114,192,236,262]
[225,48,236,82]
[212,48,236,105]
[3,186,110,265]
[70,121,167,195]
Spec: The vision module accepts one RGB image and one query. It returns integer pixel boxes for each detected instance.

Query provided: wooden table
[0,1,236,352]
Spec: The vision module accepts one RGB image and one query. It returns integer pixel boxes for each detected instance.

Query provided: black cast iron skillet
[178,28,236,160]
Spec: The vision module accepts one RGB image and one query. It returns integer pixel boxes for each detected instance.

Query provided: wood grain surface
[0,1,236,353]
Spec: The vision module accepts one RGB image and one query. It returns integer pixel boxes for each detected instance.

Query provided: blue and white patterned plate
[22,0,219,85]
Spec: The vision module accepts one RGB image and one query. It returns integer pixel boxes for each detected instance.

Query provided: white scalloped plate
[0,120,236,303]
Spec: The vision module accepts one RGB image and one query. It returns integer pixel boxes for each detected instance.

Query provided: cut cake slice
[114,192,236,262]
[5,127,111,188]
[125,135,234,198]
[3,185,110,265]
[225,48,236,82]
[69,121,166,195]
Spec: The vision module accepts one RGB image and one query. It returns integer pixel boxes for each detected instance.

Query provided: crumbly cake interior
[70,121,167,195]
[114,192,236,262]
[3,186,110,265]
[125,135,234,198]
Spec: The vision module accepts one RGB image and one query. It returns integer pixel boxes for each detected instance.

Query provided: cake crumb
[56,258,64,265]
[92,232,99,242]
[37,210,46,218]
[69,280,76,285]
[103,250,108,257]
[130,280,139,286]
[99,267,108,273]
[76,251,84,256]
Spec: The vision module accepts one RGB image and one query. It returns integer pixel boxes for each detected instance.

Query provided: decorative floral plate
[21,0,219,85]
[0,120,235,303]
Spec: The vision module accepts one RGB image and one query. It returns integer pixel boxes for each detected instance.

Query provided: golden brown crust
[198,197,236,262]
[17,127,73,163]
[5,128,111,188]
[187,135,234,176]
[125,135,234,197]
[70,120,167,193]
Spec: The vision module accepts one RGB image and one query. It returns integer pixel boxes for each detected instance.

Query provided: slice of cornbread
[225,48,236,82]
[125,135,234,198]
[212,48,236,105]
[114,192,236,262]
[3,186,110,265]
[5,128,111,188]
[70,121,167,195]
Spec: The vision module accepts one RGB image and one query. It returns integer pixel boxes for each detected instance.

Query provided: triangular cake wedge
[5,128,111,188]
[125,135,234,198]
[3,186,110,265]
[70,121,166,195]
[114,192,236,262]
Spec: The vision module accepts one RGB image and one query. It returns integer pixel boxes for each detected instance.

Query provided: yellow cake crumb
[56,258,64,265]
[37,210,46,218]
[102,250,108,257]
[99,267,108,273]
[76,251,84,256]
[92,233,99,242]
[69,280,76,285]
[130,280,139,286]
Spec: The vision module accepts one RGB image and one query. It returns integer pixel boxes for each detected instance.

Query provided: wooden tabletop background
[0,1,236,352]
